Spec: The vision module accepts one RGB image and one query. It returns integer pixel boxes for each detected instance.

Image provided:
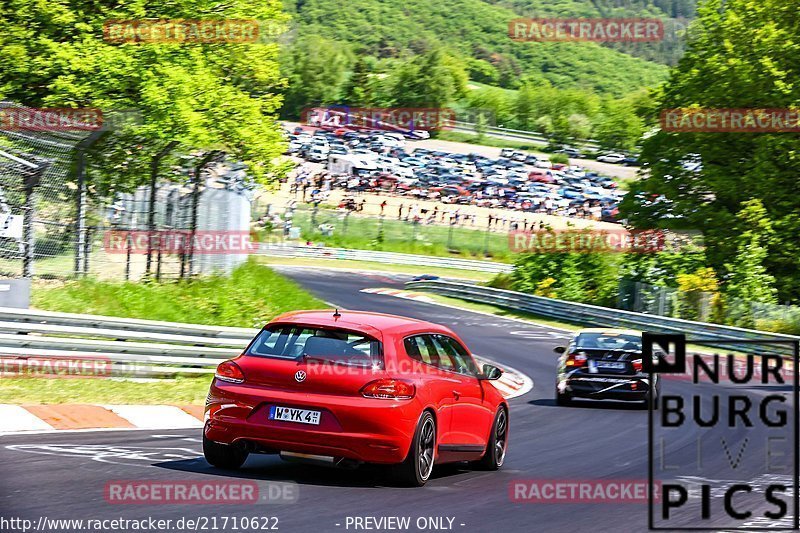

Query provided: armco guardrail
[258,244,513,274]
[405,280,799,355]
[0,307,256,377]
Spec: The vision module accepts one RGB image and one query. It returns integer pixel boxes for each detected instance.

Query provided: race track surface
[0,267,791,532]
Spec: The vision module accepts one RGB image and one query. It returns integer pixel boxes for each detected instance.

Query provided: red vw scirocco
[204,310,509,486]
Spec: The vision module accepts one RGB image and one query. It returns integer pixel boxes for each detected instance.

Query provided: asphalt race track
[0,267,793,532]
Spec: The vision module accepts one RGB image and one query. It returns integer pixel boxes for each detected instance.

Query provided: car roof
[576,328,641,336]
[269,310,452,338]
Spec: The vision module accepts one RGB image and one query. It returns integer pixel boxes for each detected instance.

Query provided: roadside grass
[3,376,212,405]
[287,208,516,263]
[256,256,496,282]
[32,260,325,328]
[433,130,547,152]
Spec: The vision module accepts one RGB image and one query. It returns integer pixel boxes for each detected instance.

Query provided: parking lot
[284,124,634,225]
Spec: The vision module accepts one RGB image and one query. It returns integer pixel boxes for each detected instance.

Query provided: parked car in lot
[553,147,584,159]
[204,310,509,486]
[596,153,627,164]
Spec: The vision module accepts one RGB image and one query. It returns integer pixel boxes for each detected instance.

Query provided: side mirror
[554,346,566,354]
[480,364,503,381]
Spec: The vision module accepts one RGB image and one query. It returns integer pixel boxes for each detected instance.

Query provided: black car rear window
[576,333,641,351]
[246,325,383,367]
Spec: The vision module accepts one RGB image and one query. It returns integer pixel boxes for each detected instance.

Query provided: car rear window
[576,333,641,351]
[246,325,383,367]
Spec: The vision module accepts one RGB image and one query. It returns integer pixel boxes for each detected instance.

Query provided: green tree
[0,0,289,185]
[622,0,800,302]
[343,56,376,107]
[723,200,777,326]
[282,34,352,115]
[388,48,467,107]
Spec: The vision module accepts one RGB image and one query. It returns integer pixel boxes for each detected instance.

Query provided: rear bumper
[204,381,419,464]
[560,374,652,402]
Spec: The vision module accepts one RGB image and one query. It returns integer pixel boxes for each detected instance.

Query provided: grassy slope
[32,260,325,329]
[4,377,212,405]
[15,262,325,405]
[288,0,669,96]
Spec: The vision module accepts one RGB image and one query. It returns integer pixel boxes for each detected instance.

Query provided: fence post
[447,216,455,250]
[184,150,224,278]
[21,163,47,278]
[73,131,104,277]
[125,232,132,281]
[146,141,178,278]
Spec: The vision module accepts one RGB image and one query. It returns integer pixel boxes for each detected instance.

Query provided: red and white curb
[0,404,204,435]
[360,287,435,303]
[473,356,533,400]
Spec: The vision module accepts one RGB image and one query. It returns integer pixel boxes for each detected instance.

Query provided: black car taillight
[565,352,588,368]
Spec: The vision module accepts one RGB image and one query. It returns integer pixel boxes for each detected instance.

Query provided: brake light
[632,359,643,373]
[565,353,588,367]
[215,360,245,384]
[361,379,415,399]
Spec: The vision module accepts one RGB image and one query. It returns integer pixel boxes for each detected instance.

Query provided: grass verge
[433,130,548,152]
[32,260,325,328]
[2,376,212,405]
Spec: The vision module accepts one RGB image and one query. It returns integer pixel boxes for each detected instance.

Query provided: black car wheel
[203,433,249,470]
[555,385,572,406]
[394,412,436,487]
[474,408,508,470]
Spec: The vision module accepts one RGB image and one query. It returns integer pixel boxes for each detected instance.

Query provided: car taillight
[215,360,245,384]
[565,353,587,367]
[632,359,643,373]
[361,378,415,400]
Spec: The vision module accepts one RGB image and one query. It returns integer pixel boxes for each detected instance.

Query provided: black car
[554,329,659,407]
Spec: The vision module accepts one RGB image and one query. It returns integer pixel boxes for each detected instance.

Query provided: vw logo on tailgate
[294,370,307,383]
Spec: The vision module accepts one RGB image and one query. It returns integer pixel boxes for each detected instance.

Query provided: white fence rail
[258,244,513,274]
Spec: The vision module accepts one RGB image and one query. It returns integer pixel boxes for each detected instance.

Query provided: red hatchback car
[204,310,509,486]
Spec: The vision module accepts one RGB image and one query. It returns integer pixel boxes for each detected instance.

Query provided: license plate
[269,406,321,425]
[597,361,626,370]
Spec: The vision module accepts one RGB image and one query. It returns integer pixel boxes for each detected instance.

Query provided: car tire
[203,433,249,470]
[555,386,572,406]
[393,411,436,487]
[474,407,508,471]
